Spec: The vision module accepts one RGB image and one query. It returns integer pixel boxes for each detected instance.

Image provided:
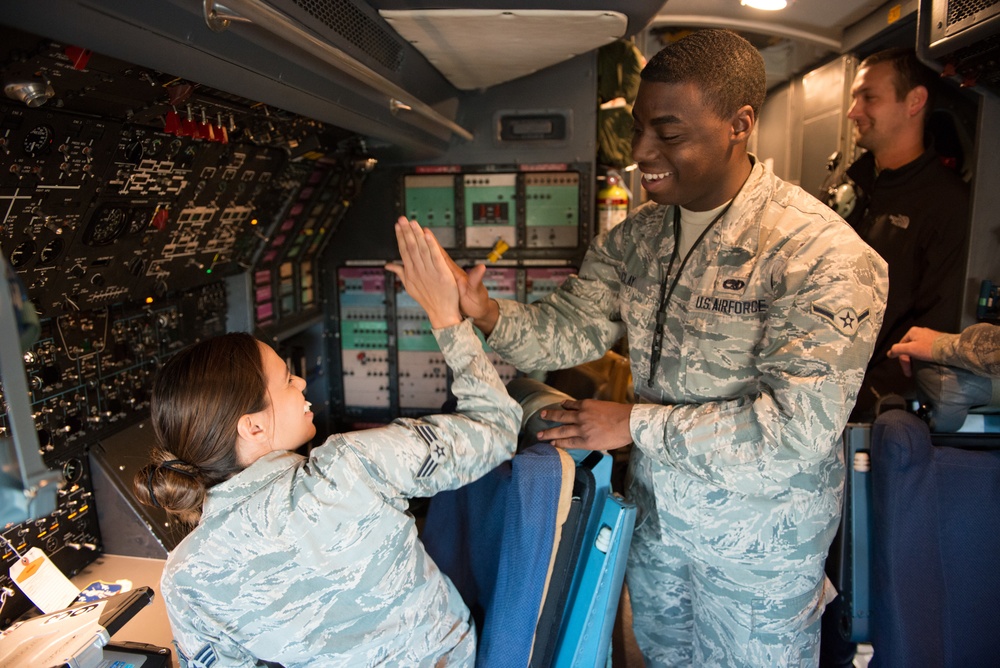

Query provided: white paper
[8,546,80,613]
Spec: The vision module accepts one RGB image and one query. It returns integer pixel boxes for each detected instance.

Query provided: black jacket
[845,148,970,419]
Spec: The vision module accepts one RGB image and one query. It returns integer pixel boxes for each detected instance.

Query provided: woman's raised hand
[385,217,461,329]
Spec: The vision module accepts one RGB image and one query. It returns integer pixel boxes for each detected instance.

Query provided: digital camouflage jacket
[488,158,888,568]
[162,320,521,668]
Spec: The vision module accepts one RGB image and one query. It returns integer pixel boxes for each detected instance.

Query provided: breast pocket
[682,297,767,399]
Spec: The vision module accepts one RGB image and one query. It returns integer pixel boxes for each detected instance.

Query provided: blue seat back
[869,409,1000,667]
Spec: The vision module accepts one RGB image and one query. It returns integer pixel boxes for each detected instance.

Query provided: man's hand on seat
[537,399,633,451]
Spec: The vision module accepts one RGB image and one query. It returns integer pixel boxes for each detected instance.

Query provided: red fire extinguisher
[597,170,629,235]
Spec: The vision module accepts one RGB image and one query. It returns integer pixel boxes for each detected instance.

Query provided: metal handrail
[203,0,473,142]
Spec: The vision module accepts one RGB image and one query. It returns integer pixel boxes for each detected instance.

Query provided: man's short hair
[859,47,936,103]
[640,29,766,119]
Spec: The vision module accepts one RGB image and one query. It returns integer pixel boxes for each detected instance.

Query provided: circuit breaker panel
[327,161,589,425]
[404,169,583,251]
[333,263,576,422]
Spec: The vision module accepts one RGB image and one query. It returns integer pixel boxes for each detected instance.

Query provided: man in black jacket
[842,47,970,421]
[821,47,971,668]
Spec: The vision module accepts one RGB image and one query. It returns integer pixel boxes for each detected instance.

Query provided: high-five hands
[440,248,500,336]
[385,217,461,330]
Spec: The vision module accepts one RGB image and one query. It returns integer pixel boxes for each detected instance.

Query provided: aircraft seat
[422,389,636,668]
[422,443,574,667]
[868,409,1000,667]
[835,410,1000,665]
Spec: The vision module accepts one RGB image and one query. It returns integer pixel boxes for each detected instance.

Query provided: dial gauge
[23,125,54,156]
[38,238,64,264]
[63,457,83,484]
[84,206,129,245]
[10,240,36,267]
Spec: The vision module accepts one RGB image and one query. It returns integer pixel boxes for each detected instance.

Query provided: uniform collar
[201,450,302,518]
[631,155,772,258]
[713,156,771,257]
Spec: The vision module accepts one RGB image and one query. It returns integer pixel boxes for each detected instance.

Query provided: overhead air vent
[920,0,1000,94]
[278,0,405,72]
[930,0,1000,45]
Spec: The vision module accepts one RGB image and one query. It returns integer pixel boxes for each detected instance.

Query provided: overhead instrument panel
[0,282,227,625]
[338,267,392,414]
[403,173,458,247]
[323,161,590,426]
[0,27,367,322]
[396,281,448,413]
[477,267,519,385]
[333,262,576,425]
[524,171,580,248]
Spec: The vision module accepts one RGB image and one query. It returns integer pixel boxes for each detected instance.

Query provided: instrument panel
[0,25,371,625]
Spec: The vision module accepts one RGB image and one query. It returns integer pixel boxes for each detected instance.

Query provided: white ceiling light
[741,0,789,10]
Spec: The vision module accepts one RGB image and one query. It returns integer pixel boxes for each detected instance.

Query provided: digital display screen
[470,202,509,225]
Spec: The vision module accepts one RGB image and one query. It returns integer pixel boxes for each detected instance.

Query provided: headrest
[506,377,574,446]
[914,361,998,432]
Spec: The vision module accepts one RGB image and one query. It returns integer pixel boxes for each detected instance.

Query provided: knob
[4,80,55,107]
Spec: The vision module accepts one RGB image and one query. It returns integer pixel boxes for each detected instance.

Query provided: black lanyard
[646,200,735,387]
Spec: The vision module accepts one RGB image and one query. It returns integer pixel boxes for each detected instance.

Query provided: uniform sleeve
[932,323,1000,378]
[164,579,259,668]
[631,225,889,497]
[487,228,627,371]
[336,319,522,498]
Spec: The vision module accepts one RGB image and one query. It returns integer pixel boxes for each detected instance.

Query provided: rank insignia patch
[415,424,446,478]
[811,303,870,336]
[187,644,218,667]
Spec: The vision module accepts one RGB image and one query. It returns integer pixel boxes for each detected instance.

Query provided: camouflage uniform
[931,323,1000,378]
[161,320,521,668]
[486,159,888,666]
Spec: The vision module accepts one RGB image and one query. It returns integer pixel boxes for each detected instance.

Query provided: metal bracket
[203,0,252,33]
